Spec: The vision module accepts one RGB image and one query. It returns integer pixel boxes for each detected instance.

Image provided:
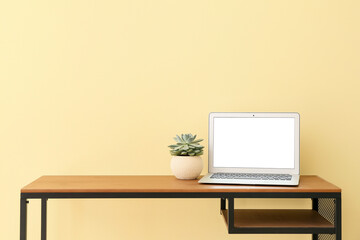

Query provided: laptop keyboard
[210,173,292,181]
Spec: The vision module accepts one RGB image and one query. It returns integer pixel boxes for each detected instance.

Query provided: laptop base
[198,173,300,186]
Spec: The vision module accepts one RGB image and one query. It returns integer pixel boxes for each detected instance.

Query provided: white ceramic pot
[170,156,203,180]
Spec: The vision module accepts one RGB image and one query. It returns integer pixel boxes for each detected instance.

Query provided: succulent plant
[168,134,204,156]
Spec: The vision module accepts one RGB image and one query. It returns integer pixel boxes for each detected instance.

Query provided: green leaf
[174,146,183,151]
[170,134,203,156]
[190,144,204,149]
[174,135,182,143]
[190,134,196,142]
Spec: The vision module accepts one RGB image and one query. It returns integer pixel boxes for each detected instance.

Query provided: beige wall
[1,0,359,239]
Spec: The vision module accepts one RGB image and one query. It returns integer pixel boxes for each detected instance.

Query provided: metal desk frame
[20,191,341,240]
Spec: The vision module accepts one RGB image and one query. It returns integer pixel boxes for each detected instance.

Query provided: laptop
[198,112,300,186]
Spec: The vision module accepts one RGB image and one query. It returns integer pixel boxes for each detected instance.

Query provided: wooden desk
[20,175,341,240]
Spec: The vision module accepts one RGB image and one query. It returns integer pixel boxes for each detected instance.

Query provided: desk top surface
[21,175,341,193]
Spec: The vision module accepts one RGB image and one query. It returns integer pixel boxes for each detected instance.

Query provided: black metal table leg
[220,198,226,211]
[335,196,341,240]
[312,198,319,211]
[41,198,47,240]
[227,198,234,233]
[20,197,28,240]
[312,198,319,240]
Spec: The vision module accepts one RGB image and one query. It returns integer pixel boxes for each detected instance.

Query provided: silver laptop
[198,112,300,186]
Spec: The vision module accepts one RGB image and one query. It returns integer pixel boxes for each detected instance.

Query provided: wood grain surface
[221,209,334,228]
[21,175,341,193]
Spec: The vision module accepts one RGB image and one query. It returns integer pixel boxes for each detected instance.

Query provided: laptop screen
[213,117,295,169]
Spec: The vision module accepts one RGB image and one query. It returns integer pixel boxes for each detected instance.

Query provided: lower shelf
[221,209,335,234]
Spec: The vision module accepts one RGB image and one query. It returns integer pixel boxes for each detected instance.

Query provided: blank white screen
[213,118,295,169]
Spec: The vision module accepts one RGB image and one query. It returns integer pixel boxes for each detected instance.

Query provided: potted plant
[168,134,204,179]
